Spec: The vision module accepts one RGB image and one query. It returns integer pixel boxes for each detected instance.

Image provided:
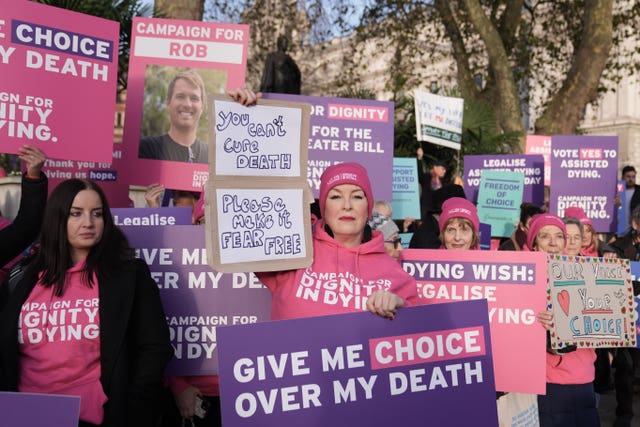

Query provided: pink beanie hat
[438,197,479,233]
[192,193,205,224]
[319,162,374,218]
[563,206,593,227]
[526,213,567,250]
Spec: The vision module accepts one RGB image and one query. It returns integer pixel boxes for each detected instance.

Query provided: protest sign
[0,392,80,427]
[1,1,119,162]
[121,18,248,191]
[391,157,421,219]
[112,207,193,226]
[210,96,309,177]
[206,96,313,273]
[630,261,640,349]
[479,223,492,250]
[464,154,544,206]
[402,249,548,393]
[205,183,312,272]
[525,135,551,186]
[476,170,524,237]
[549,135,618,232]
[617,180,627,236]
[414,89,463,150]
[122,225,272,375]
[263,93,395,201]
[547,255,636,349]
[218,300,498,427]
[43,145,131,207]
[398,232,413,249]
[497,393,539,427]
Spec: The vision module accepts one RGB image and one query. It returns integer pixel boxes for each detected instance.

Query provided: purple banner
[0,392,80,427]
[218,300,497,427]
[122,225,272,375]
[112,207,193,226]
[550,135,618,232]
[464,154,544,206]
[263,94,394,202]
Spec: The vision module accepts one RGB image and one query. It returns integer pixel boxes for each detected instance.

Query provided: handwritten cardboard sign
[210,96,308,177]
[402,249,548,394]
[206,96,313,273]
[205,184,312,272]
[1,1,119,162]
[0,392,80,427]
[122,225,272,374]
[414,89,463,150]
[218,300,497,426]
[549,135,618,232]
[121,18,249,191]
[464,154,544,206]
[547,255,636,349]
[476,170,524,237]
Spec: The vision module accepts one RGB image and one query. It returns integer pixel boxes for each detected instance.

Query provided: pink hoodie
[257,220,418,320]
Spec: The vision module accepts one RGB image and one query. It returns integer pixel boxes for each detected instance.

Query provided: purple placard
[218,300,497,427]
[0,392,80,427]
[550,135,618,232]
[112,207,193,226]
[122,225,272,375]
[479,222,491,250]
[463,154,544,206]
[262,94,394,202]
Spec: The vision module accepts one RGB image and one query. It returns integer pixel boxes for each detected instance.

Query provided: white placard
[213,100,303,177]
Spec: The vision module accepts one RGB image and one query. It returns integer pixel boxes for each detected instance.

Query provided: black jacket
[0,259,173,427]
[629,184,640,216]
[0,173,47,267]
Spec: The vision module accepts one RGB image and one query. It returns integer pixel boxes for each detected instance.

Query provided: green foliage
[140,66,227,141]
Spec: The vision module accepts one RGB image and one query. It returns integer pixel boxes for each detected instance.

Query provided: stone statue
[260,35,301,94]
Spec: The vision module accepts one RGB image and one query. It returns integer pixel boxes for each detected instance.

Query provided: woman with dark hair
[0,179,173,427]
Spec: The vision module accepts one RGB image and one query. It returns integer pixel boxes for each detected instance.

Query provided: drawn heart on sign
[557,290,570,316]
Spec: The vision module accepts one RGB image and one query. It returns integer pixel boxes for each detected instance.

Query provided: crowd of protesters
[1,91,639,427]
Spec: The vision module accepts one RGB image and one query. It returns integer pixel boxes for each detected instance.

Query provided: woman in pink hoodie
[526,213,599,427]
[225,88,417,320]
[256,161,418,321]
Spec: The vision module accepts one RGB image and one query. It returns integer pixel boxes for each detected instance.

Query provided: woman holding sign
[526,213,599,427]
[255,161,418,320]
[227,89,417,318]
[0,179,173,427]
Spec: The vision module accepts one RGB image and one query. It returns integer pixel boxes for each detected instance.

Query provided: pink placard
[526,135,551,186]
[121,18,248,192]
[401,249,548,394]
[1,0,119,163]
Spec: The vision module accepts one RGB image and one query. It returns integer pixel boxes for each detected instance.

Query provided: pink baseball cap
[319,162,374,218]
[526,213,567,250]
[438,197,479,233]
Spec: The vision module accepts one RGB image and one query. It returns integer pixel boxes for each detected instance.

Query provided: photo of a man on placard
[139,67,226,164]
